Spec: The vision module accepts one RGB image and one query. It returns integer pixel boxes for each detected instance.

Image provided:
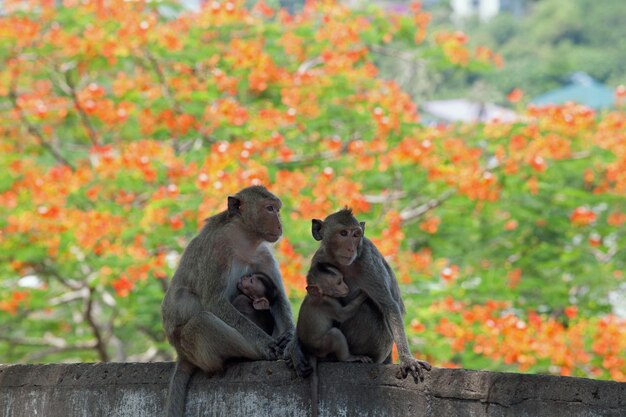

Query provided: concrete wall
[0,361,624,417]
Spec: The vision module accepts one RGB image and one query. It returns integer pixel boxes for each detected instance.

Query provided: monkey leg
[178,311,261,374]
[340,302,393,363]
[323,328,369,363]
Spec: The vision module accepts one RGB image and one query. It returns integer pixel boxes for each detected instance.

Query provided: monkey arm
[362,249,419,361]
[200,264,277,353]
[231,295,254,315]
[270,286,296,338]
[215,296,280,353]
[383,257,406,315]
[255,247,296,338]
[333,291,368,322]
[366,251,431,382]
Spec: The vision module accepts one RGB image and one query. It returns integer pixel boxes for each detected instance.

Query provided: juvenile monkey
[297,262,371,417]
[297,262,371,363]
[231,272,276,336]
[293,208,431,384]
[161,186,295,417]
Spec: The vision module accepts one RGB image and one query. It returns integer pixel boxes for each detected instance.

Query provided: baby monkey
[232,272,276,336]
[297,262,371,363]
[297,262,371,417]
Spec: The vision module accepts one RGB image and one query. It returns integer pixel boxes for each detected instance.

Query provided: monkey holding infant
[291,208,431,383]
[161,186,295,417]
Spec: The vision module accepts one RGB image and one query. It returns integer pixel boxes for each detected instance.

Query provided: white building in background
[450,0,526,22]
[451,0,500,21]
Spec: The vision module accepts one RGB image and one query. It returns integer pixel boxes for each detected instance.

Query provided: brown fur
[161,186,295,417]
[307,209,431,383]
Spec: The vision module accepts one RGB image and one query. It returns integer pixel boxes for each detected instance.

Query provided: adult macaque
[161,186,295,417]
[305,208,431,383]
[231,272,276,336]
[296,262,371,417]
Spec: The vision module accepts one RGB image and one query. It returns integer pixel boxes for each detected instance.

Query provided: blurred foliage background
[426,0,626,101]
[0,0,624,381]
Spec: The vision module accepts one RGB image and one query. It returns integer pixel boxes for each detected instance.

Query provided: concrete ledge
[0,361,624,417]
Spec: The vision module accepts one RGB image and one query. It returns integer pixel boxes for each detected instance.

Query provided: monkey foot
[284,339,313,378]
[397,358,431,384]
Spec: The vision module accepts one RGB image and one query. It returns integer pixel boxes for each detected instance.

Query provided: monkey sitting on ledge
[231,272,276,336]
[161,185,295,417]
[297,262,372,417]
[298,208,432,384]
[297,262,372,363]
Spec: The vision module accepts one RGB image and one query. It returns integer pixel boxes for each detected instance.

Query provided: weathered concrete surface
[0,361,624,417]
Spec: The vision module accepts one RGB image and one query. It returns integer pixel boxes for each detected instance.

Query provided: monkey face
[312,210,365,265]
[256,198,283,242]
[238,273,268,298]
[329,226,363,265]
[228,188,283,243]
[320,273,350,298]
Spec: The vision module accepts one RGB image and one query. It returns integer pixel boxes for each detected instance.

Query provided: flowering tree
[0,0,624,380]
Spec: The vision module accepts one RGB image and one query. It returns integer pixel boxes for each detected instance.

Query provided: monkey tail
[165,359,195,417]
[310,356,319,417]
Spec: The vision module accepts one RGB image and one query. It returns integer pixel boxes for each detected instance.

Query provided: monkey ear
[228,196,242,217]
[252,297,270,310]
[306,285,322,297]
[359,221,366,234]
[312,219,324,241]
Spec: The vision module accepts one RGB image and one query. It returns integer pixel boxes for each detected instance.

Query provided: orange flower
[570,206,597,226]
[112,276,134,297]
[507,88,524,103]
[0,291,30,315]
[420,216,440,234]
[507,268,522,288]
[564,306,578,319]
[608,212,626,227]
[527,176,539,195]
[440,265,459,282]
[504,219,518,231]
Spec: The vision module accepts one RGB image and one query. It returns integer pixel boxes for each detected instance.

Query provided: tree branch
[35,264,84,290]
[363,190,407,204]
[84,287,110,362]
[8,72,76,170]
[63,68,101,147]
[144,49,188,153]
[400,189,456,223]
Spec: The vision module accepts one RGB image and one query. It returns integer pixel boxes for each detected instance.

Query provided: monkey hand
[265,331,292,359]
[397,357,432,384]
[262,341,281,360]
[275,330,294,352]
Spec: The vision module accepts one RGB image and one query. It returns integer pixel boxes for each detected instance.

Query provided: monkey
[296,262,372,417]
[161,185,295,417]
[297,262,372,363]
[231,272,277,336]
[294,208,431,384]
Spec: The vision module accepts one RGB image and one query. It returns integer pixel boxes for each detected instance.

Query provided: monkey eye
[340,230,348,237]
[354,230,362,237]
[266,205,275,212]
